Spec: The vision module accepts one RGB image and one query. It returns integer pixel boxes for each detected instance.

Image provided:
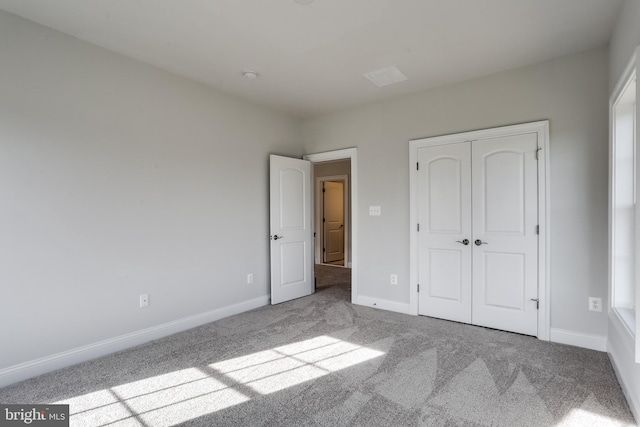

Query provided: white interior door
[415,133,539,336]
[417,142,472,323]
[471,134,539,335]
[269,155,313,305]
[323,181,345,264]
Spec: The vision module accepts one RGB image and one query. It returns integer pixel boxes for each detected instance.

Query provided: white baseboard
[608,312,640,423]
[609,353,640,425]
[549,328,607,352]
[356,295,410,315]
[0,295,270,388]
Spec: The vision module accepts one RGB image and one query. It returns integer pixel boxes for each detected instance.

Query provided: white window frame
[609,48,639,357]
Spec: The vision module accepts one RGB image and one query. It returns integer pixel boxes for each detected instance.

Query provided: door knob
[474,239,488,246]
[456,239,470,245]
[271,235,284,240]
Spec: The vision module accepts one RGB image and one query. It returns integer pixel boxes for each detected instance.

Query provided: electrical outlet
[390,274,398,285]
[588,297,602,312]
[247,273,254,284]
[369,206,381,216]
[139,294,149,308]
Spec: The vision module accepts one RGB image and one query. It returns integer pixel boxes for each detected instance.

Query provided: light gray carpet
[315,264,351,289]
[0,284,635,426]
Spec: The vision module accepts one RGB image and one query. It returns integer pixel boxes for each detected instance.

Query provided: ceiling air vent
[363,66,407,87]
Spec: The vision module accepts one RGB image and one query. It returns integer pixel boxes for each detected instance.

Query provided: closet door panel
[417,143,472,323]
[471,133,539,336]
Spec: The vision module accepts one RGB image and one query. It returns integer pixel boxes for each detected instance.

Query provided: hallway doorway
[304,148,357,305]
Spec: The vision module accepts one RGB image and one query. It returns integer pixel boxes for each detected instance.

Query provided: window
[611,64,637,335]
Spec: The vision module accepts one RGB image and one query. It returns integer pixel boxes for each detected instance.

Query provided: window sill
[615,307,636,336]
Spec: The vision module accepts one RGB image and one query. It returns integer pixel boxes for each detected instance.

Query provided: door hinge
[535,147,542,160]
[536,225,539,234]
[417,223,420,232]
[417,284,420,293]
[417,162,419,171]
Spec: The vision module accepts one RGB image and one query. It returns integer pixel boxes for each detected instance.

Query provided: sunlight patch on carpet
[55,335,384,426]
[210,335,385,394]
[556,395,635,427]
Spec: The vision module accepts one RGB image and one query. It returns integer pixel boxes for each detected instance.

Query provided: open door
[323,180,345,264]
[269,155,314,304]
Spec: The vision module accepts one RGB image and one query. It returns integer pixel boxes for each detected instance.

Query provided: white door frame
[316,174,349,266]
[409,121,550,340]
[304,148,358,305]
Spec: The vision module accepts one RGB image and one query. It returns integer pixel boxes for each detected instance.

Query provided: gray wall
[607,0,640,420]
[609,0,640,91]
[0,5,621,387]
[0,11,302,369]
[302,47,610,339]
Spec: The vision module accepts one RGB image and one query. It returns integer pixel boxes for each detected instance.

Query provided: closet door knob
[474,239,488,246]
[456,239,470,246]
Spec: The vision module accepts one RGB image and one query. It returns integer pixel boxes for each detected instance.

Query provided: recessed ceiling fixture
[363,66,407,87]
[242,70,258,80]
[294,0,314,5]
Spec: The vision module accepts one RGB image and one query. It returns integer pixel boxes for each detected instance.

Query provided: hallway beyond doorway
[315,264,351,292]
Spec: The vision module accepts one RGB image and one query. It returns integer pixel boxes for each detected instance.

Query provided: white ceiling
[0,0,625,118]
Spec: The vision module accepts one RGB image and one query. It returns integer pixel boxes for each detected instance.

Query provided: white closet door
[417,143,472,323]
[471,134,539,335]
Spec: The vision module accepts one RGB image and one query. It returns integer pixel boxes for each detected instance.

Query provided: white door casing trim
[304,148,358,305]
[315,174,349,266]
[409,121,550,340]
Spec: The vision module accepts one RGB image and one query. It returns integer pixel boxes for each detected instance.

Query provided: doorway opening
[313,164,350,294]
[304,149,358,305]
